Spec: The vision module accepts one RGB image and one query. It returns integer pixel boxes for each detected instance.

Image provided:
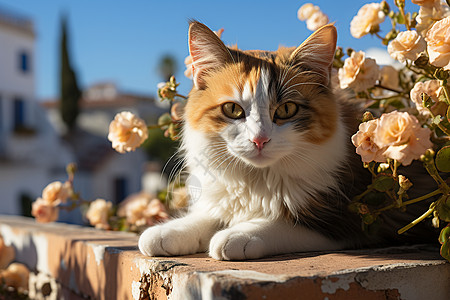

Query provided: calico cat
[138,21,436,260]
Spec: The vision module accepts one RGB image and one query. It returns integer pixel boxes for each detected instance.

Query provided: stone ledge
[0,215,449,299]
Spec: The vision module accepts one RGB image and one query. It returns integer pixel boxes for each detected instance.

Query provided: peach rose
[31,198,59,223]
[410,80,444,115]
[118,193,169,227]
[387,30,426,63]
[85,198,112,230]
[297,3,320,21]
[352,119,387,163]
[338,51,380,92]
[0,263,30,290]
[412,0,440,7]
[426,16,450,70]
[350,3,385,38]
[416,3,450,36]
[108,111,148,154]
[42,181,71,204]
[306,11,329,31]
[0,235,15,269]
[374,111,432,166]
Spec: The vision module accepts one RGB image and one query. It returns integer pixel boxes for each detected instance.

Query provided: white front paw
[138,225,200,257]
[209,230,265,260]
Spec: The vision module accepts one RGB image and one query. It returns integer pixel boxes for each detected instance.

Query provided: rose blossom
[350,3,385,38]
[387,30,426,63]
[0,263,30,290]
[410,80,444,115]
[416,2,450,36]
[31,198,59,223]
[379,65,400,91]
[118,193,169,227]
[171,102,185,121]
[412,0,440,7]
[85,198,112,230]
[297,3,320,21]
[0,235,15,269]
[338,51,380,92]
[352,119,387,163]
[374,111,433,166]
[108,111,148,154]
[42,181,71,204]
[306,11,329,31]
[426,16,450,70]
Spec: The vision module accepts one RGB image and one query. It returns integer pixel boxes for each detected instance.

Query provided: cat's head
[184,21,339,170]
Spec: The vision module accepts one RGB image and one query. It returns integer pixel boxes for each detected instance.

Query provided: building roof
[0,5,34,37]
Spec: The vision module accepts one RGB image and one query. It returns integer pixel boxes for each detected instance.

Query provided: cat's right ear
[188,21,231,89]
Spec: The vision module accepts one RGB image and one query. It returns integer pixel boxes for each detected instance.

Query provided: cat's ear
[188,21,231,89]
[289,24,337,86]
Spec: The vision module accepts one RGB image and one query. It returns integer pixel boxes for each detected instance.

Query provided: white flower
[338,51,380,92]
[352,120,387,163]
[387,30,426,63]
[306,11,329,31]
[297,3,321,21]
[426,16,450,70]
[42,181,71,204]
[350,3,385,38]
[108,111,148,153]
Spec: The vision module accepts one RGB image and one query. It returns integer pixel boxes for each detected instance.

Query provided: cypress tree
[59,16,81,132]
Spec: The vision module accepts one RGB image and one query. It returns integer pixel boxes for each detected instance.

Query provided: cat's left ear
[289,24,337,86]
[188,21,231,89]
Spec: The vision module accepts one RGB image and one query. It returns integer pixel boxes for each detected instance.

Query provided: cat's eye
[222,102,245,119]
[274,102,298,120]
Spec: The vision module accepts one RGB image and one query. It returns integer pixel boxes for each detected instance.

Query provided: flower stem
[398,203,435,234]
[440,80,450,106]
[402,189,443,206]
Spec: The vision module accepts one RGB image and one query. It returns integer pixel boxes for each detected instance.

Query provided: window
[18,51,31,73]
[114,177,128,204]
[13,98,25,129]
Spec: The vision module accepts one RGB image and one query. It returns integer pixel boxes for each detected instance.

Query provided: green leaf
[372,176,395,192]
[437,197,450,222]
[439,225,450,244]
[435,146,450,172]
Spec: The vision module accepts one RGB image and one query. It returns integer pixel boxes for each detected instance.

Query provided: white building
[0,6,73,215]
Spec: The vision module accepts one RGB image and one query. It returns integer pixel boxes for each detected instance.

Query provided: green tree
[59,15,81,132]
[158,54,177,82]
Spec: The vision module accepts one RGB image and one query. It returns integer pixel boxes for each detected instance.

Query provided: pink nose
[252,136,270,151]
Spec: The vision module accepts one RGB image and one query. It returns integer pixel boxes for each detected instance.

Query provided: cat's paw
[138,224,200,257]
[209,230,265,260]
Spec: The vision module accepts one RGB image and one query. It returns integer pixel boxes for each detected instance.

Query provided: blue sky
[0,0,418,100]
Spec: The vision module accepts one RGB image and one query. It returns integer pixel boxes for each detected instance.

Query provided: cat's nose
[252,136,271,151]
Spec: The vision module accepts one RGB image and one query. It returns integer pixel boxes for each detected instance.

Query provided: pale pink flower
[426,16,450,70]
[387,30,426,63]
[0,263,30,290]
[42,181,71,204]
[350,3,385,38]
[297,3,320,21]
[31,198,59,223]
[85,198,112,230]
[352,119,387,163]
[416,2,450,36]
[0,235,15,269]
[108,111,148,154]
[374,111,433,166]
[410,80,443,115]
[338,51,380,92]
[306,11,329,31]
[118,192,169,227]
